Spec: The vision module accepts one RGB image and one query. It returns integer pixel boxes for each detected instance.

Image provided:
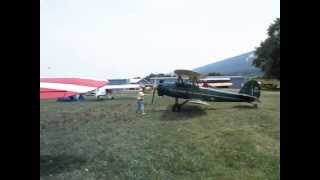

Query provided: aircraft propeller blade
[151,86,156,104]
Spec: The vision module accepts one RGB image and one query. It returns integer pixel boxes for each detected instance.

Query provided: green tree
[253,18,280,79]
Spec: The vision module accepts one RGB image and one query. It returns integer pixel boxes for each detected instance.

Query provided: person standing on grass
[136,87,146,115]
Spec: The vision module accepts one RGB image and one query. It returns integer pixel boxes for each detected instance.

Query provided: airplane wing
[85,84,141,97]
[103,84,141,90]
[188,100,210,106]
[40,77,108,99]
[174,69,207,80]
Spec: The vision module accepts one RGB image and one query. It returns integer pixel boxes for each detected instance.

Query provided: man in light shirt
[136,88,146,115]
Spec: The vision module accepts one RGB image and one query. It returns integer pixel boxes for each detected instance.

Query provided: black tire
[177,105,181,112]
[172,104,177,112]
[172,104,181,112]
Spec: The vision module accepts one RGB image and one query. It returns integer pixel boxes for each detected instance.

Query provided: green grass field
[40,90,280,180]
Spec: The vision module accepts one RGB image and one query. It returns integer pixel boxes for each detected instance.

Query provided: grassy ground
[40,90,280,180]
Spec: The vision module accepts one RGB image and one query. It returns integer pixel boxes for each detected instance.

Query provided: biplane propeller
[151,69,261,112]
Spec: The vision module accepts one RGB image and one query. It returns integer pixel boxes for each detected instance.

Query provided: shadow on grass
[232,104,257,109]
[111,97,137,101]
[159,105,208,121]
[40,154,87,177]
[82,96,137,102]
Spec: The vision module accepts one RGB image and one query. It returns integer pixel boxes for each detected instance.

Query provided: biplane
[151,70,261,112]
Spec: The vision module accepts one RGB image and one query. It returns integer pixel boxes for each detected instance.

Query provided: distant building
[149,77,177,85]
[107,78,152,87]
[229,76,245,89]
[107,79,130,85]
[200,77,232,88]
[130,78,152,87]
[104,78,141,93]
[201,76,245,89]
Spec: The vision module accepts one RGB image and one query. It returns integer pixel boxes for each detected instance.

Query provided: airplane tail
[239,80,261,98]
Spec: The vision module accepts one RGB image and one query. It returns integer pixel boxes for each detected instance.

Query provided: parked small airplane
[88,84,142,100]
[151,70,261,112]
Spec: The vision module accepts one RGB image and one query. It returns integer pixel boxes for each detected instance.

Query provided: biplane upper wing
[174,69,207,80]
[40,77,108,99]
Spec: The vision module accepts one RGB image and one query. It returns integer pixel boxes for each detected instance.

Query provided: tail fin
[239,80,261,98]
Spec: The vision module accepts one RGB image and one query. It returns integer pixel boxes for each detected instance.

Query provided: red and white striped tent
[40,76,108,99]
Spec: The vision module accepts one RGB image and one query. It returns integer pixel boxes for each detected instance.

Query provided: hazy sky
[40,0,280,79]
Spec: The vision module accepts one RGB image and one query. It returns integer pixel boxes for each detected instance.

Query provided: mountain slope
[194,51,262,76]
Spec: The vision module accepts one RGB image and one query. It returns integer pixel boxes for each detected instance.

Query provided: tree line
[253,18,280,80]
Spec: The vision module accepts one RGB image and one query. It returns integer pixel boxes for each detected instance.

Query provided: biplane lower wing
[189,100,210,106]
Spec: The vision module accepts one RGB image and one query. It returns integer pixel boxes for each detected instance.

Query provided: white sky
[40,0,280,79]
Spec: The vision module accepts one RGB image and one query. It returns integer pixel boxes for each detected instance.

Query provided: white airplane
[88,84,142,100]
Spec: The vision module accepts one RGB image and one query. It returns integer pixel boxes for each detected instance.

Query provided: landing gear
[252,103,258,108]
[172,104,181,112]
[172,98,189,112]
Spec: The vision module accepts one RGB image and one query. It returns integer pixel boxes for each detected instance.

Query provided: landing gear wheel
[253,103,258,108]
[172,104,177,112]
[172,104,182,112]
[177,105,181,112]
[172,105,175,112]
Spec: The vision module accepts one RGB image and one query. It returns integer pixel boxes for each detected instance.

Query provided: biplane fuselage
[157,81,258,103]
[151,69,261,112]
